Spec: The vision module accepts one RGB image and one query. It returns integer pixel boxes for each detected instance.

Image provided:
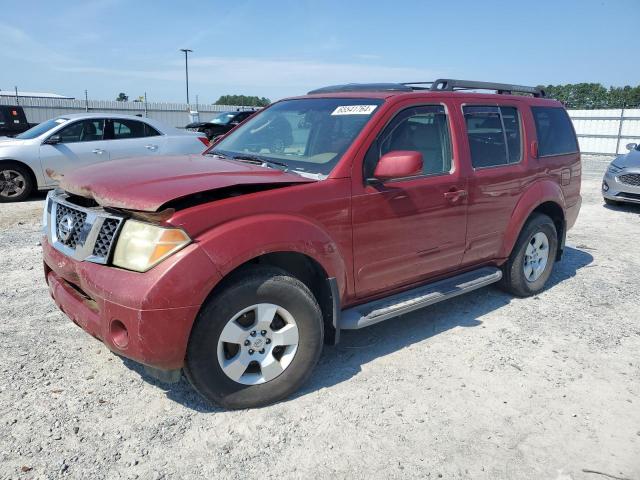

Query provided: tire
[499,213,558,297]
[0,162,34,202]
[185,266,324,409]
[604,198,620,206]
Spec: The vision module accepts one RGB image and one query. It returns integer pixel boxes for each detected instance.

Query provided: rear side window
[112,119,146,139]
[463,106,522,168]
[531,107,578,156]
[365,105,452,178]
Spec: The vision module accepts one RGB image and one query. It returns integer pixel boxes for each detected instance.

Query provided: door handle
[444,189,468,204]
[92,149,105,155]
[145,144,158,151]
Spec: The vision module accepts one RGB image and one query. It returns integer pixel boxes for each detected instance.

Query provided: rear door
[351,102,469,297]
[459,101,532,265]
[105,118,164,160]
[39,118,109,182]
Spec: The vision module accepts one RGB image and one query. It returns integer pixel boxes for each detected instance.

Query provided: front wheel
[500,213,558,297]
[185,267,324,409]
[0,163,34,202]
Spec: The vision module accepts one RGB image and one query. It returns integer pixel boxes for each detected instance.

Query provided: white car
[0,113,209,202]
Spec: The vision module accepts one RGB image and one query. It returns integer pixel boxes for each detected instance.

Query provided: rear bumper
[43,236,221,370]
[566,196,582,231]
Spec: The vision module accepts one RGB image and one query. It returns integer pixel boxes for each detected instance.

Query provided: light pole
[180,48,193,104]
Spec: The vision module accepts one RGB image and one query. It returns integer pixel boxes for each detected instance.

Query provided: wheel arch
[195,213,348,344]
[501,181,567,261]
[203,251,339,345]
[0,158,40,190]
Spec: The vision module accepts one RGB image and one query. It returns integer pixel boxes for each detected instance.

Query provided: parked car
[0,113,209,202]
[185,110,256,141]
[602,142,640,206]
[41,79,581,409]
[0,105,38,138]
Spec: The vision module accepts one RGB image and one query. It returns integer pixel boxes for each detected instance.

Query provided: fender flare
[196,213,349,299]
[499,180,566,259]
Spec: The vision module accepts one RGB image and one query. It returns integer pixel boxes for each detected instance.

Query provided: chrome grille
[92,218,120,258]
[55,204,87,249]
[44,190,124,264]
[619,173,640,187]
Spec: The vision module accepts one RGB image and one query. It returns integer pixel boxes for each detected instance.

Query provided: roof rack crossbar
[428,79,545,97]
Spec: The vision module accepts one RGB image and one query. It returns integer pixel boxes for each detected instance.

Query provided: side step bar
[340,267,502,330]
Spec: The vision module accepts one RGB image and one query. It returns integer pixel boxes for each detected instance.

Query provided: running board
[340,267,502,330]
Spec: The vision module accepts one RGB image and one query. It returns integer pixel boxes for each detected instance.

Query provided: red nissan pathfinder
[42,79,581,409]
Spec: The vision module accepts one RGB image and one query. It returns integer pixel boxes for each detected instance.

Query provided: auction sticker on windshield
[331,105,378,115]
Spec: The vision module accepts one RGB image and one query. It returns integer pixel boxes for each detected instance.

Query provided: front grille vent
[92,218,120,258]
[618,173,640,187]
[55,204,87,249]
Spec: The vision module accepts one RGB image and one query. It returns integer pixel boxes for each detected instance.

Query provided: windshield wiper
[204,150,228,158]
[232,154,290,172]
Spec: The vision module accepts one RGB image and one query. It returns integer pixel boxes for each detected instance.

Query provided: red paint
[373,151,423,180]
[44,88,581,372]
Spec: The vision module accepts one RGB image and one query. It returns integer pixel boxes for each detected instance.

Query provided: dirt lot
[0,156,638,480]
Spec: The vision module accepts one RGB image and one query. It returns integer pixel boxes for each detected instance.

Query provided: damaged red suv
[42,79,581,409]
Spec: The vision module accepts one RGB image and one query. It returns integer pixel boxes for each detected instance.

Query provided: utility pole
[179,49,193,105]
[84,89,89,112]
[14,86,19,106]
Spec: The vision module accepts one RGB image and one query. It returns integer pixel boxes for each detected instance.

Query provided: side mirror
[372,151,423,181]
[44,134,61,145]
[626,143,638,151]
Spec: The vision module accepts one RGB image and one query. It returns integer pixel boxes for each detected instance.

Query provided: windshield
[15,118,68,139]
[210,112,236,125]
[212,98,383,177]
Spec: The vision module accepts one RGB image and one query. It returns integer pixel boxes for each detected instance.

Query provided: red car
[42,79,581,409]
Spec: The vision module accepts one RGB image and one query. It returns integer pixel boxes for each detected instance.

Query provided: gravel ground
[1,156,639,480]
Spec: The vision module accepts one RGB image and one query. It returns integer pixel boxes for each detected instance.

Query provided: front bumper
[602,169,640,205]
[43,236,221,370]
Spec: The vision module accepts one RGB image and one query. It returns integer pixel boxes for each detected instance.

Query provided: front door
[352,104,469,297]
[39,118,109,184]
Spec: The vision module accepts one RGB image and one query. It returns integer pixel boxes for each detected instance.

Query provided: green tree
[115,92,129,102]
[541,83,640,109]
[214,95,271,107]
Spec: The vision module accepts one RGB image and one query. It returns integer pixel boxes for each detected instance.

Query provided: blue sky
[0,0,637,104]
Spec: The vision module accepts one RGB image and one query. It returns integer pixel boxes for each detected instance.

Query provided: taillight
[197,136,210,147]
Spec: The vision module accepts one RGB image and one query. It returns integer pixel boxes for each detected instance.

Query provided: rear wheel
[500,213,558,297]
[0,163,34,202]
[185,267,324,409]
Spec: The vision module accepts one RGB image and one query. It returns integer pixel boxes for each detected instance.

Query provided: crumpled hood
[60,154,315,211]
[614,149,640,169]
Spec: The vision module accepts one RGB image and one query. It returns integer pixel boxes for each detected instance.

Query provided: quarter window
[366,105,452,178]
[463,106,522,168]
[57,119,105,143]
[531,107,578,156]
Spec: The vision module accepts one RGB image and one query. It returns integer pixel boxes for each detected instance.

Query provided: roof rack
[307,83,413,94]
[307,79,545,97]
[421,79,545,97]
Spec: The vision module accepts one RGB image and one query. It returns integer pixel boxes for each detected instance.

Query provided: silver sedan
[602,143,640,206]
[0,113,209,202]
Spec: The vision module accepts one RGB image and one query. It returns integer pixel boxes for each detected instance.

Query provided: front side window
[57,119,105,143]
[365,105,452,178]
[531,107,578,157]
[212,98,384,178]
[463,106,522,168]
